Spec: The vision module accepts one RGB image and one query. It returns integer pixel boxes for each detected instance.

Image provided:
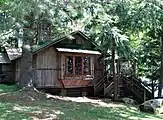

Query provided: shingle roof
[3,31,99,61]
[33,30,97,54]
[5,47,22,60]
[0,52,11,63]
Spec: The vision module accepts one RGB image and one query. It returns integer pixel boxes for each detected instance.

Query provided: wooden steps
[95,74,152,103]
[122,75,152,102]
[104,82,113,97]
[94,75,107,95]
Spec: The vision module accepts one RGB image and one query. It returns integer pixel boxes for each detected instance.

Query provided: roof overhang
[5,47,22,61]
[56,48,101,55]
[0,53,11,63]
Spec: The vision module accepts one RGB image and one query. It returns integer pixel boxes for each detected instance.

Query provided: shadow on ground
[0,90,162,120]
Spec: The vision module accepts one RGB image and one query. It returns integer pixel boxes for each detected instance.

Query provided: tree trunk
[18,40,33,88]
[158,36,163,97]
[18,12,34,89]
[112,39,118,100]
[151,79,155,99]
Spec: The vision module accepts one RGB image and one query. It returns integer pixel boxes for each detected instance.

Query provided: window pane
[84,57,91,75]
[75,57,82,74]
[66,56,73,74]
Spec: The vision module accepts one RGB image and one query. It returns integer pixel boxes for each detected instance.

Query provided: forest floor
[0,85,163,120]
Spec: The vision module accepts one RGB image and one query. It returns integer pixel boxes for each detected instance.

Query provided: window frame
[64,54,92,76]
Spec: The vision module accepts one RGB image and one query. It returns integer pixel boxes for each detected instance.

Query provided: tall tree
[135,0,163,97]
[83,0,133,100]
[1,0,70,88]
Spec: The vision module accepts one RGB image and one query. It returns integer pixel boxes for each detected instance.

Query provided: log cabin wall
[34,46,59,87]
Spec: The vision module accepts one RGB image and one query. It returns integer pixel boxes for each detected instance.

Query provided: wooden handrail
[95,74,107,88]
[129,86,143,100]
[132,76,152,92]
[94,73,113,94]
[104,82,114,97]
[106,82,114,89]
[122,76,144,92]
[123,75,152,101]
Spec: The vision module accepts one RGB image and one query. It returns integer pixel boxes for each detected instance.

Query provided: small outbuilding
[0,47,13,84]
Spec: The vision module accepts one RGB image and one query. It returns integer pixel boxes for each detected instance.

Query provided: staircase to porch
[121,76,152,103]
[94,74,152,103]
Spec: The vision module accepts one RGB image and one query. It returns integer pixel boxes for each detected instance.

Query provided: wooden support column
[72,56,75,74]
[61,89,67,96]
[82,88,87,96]
[104,83,106,97]
[144,89,146,102]
[117,59,120,97]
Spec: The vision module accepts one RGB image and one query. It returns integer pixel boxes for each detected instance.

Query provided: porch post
[82,87,87,96]
[61,89,67,96]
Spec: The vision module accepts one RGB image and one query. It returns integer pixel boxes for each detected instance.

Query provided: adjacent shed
[0,47,13,84]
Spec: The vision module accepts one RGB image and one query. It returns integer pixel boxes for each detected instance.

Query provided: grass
[0,85,163,120]
[0,84,18,93]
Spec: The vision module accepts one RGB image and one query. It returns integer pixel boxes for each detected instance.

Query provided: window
[83,57,91,75]
[75,57,82,74]
[65,56,91,75]
[66,56,73,74]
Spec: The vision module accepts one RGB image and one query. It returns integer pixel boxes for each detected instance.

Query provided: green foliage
[0,0,8,5]
[131,0,163,83]
[83,0,134,60]
[138,36,160,79]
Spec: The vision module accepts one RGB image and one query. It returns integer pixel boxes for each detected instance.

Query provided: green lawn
[0,84,18,93]
[0,85,163,120]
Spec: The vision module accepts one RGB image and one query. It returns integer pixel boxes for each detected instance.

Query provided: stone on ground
[121,97,136,104]
[139,99,163,114]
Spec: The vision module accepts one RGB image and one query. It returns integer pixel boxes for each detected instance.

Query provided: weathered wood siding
[74,34,89,45]
[35,46,58,87]
[56,33,94,50]
[57,52,61,80]
[12,32,104,89]
[94,55,104,83]
[15,58,21,83]
[1,64,13,83]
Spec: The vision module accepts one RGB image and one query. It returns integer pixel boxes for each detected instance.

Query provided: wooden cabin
[12,31,104,96]
[0,47,13,84]
[1,31,152,102]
